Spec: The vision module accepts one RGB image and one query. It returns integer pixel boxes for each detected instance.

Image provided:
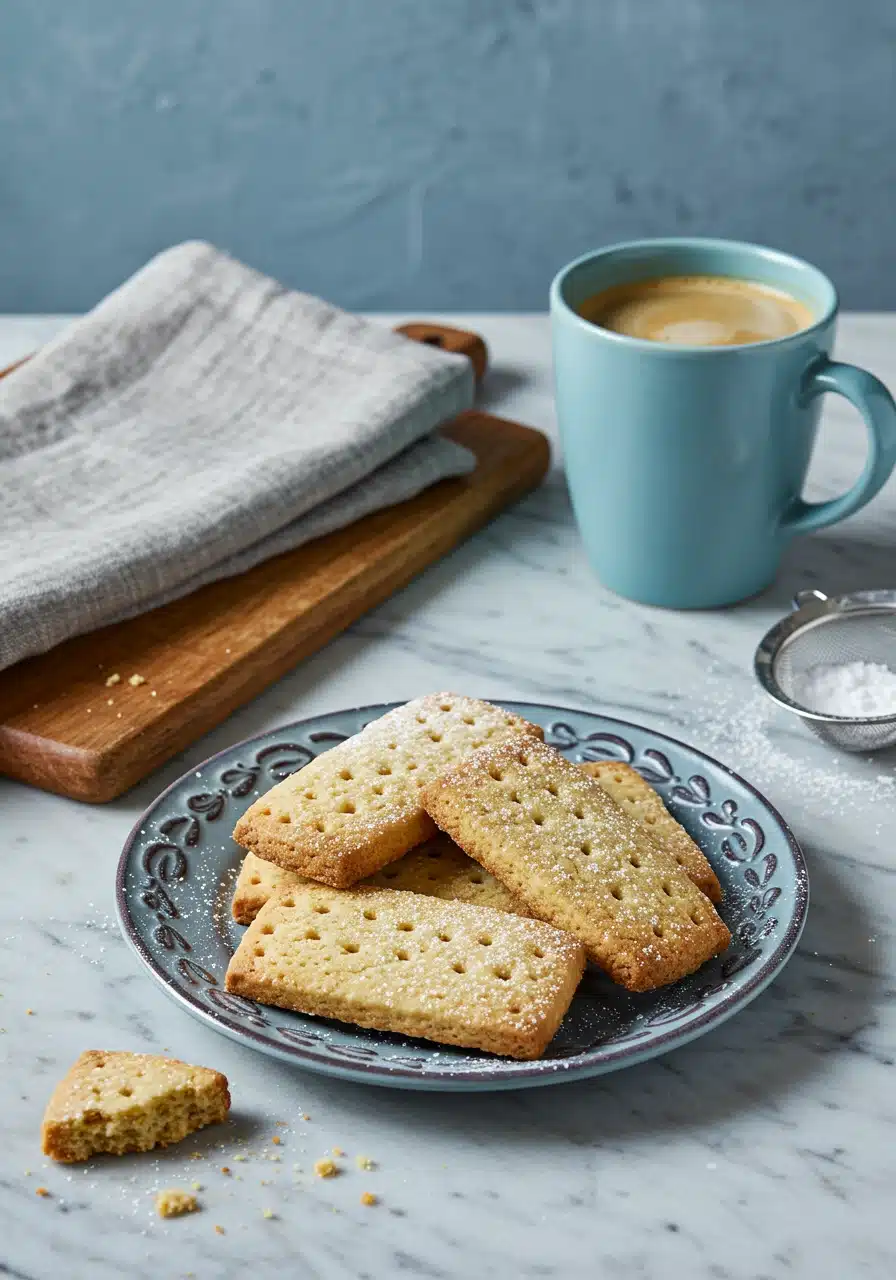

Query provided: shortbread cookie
[422,738,730,991]
[232,835,527,925]
[42,1051,230,1163]
[232,850,299,924]
[233,695,542,888]
[225,885,585,1059]
[582,761,722,902]
[366,836,528,912]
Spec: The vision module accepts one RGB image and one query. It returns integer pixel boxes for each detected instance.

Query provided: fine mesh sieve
[754,588,896,752]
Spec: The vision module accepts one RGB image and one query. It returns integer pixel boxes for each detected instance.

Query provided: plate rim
[116,701,809,1090]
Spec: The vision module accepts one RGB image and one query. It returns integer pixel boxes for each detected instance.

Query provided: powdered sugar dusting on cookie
[226,885,585,1059]
[232,695,542,886]
[422,736,730,991]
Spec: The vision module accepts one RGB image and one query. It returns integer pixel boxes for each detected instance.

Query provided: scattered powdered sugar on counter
[791,660,896,718]
[685,676,896,819]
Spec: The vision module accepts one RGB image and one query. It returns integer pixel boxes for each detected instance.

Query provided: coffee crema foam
[577,275,814,347]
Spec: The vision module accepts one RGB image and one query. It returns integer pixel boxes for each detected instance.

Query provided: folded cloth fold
[0,241,475,672]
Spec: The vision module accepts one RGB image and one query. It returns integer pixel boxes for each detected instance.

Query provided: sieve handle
[782,359,896,536]
[792,589,829,610]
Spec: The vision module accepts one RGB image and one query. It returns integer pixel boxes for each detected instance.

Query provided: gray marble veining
[2,315,895,1279]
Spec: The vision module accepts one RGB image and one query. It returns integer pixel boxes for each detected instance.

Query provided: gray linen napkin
[0,241,475,672]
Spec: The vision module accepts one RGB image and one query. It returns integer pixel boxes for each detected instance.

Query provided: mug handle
[781,358,896,536]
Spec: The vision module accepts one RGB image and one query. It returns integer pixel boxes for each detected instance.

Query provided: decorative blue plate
[116,703,808,1091]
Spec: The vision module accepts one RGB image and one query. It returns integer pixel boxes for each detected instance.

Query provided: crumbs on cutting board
[102,671,147,690]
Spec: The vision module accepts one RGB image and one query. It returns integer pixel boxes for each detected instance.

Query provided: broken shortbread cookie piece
[42,1051,230,1163]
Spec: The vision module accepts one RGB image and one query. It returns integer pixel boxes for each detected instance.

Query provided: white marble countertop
[3,314,896,1280]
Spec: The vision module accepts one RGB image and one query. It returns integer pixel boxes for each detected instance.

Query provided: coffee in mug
[577,274,814,347]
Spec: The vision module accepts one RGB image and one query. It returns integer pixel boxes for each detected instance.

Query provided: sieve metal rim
[754,588,896,725]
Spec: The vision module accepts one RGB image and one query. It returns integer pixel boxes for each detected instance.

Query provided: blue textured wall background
[1,0,895,312]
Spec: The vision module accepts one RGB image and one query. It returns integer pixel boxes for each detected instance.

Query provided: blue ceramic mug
[550,238,896,608]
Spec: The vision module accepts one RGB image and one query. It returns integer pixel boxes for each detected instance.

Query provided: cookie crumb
[26,1009,34,1016]
[156,1189,198,1218]
[332,1146,344,1157]
[355,1156,375,1171]
[220,1167,231,1175]
[128,674,147,687]
[314,1158,339,1179]
[190,1181,202,1191]
[35,1186,50,1198]
[271,1135,281,1145]
[106,698,114,706]
[360,1192,378,1207]
[150,691,158,697]
[105,674,121,687]
[262,1208,275,1219]
[214,1224,225,1235]
[233,1154,247,1162]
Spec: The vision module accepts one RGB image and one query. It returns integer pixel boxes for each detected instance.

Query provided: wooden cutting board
[0,323,549,803]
